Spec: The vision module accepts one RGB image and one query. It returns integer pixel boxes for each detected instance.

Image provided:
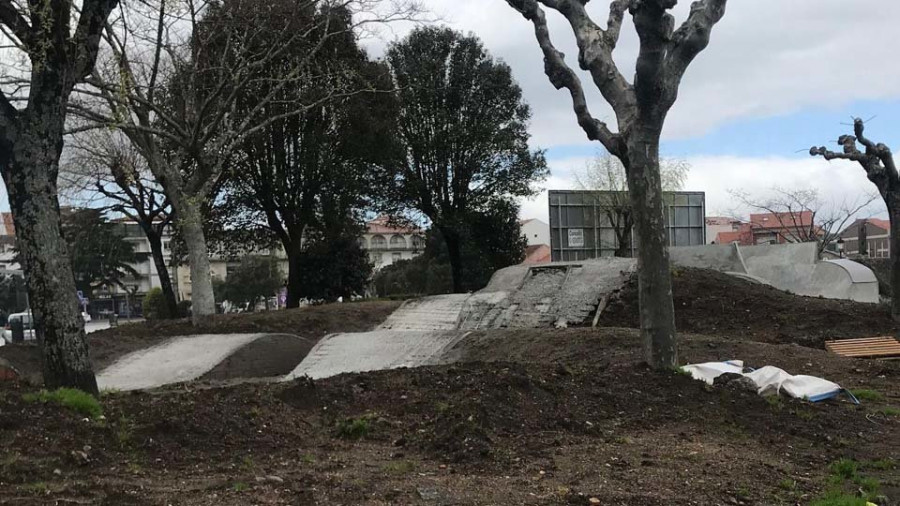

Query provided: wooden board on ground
[825,336,900,359]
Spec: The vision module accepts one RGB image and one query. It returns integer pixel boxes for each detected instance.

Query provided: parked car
[1,312,36,343]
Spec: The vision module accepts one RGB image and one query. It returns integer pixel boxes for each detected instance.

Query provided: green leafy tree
[383,27,547,293]
[61,209,141,298]
[218,257,283,311]
[374,200,528,296]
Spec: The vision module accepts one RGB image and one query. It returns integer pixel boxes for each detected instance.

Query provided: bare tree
[69,0,420,323]
[811,118,900,320]
[505,0,727,368]
[728,186,876,255]
[61,131,178,317]
[0,0,119,393]
[576,153,689,257]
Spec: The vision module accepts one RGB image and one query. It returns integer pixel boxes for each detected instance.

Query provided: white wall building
[360,216,425,269]
[520,218,550,247]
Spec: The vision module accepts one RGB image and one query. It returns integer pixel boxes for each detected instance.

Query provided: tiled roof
[367,216,422,235]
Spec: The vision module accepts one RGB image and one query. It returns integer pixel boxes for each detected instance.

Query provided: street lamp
[837,237,844,258]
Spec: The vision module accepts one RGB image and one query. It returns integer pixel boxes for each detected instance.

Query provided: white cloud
[518,154,887,223]
[367,0,900,147]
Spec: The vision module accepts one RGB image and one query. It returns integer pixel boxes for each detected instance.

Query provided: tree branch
[0,0,33,49]
[506,0,623,155]
[665,0,727,99]
[70,0,120,82]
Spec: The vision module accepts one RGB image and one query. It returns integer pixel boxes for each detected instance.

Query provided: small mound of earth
[596,267,898,347]
[200,334,315,381]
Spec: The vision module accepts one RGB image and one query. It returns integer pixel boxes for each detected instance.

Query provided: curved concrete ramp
[98,333,299,391]
[285,330,464,380]
[671,242,879,303]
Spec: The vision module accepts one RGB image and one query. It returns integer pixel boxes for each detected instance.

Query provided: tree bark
[285,237,304,309]
[441,228,465,293]
[176,200,215,322]
[2,128,98,395]
[145,230,178,317]
[624,129,678,368]
[889,201,900,322]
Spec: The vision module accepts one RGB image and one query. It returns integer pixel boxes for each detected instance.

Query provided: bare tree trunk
[285,237,304,309]
[889,202,900,322]
[3,129,98,394]
[441,228,465,293]
[146,231,178,317]
[625,130,677,368]
[176,201,215,321]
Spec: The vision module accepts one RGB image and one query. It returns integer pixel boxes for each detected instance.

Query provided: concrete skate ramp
[98,333,298,391]
[284,258,636,380]
[285,330,463,380]
[671,242,879,303]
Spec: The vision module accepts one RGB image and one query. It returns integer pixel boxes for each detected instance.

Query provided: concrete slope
[284,330,465,380]
[97,333,268,391]
[377,294,472,331]
[671,242,879,303]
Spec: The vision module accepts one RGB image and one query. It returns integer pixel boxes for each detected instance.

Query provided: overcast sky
[4,0,899,225]
[374,0,900,223]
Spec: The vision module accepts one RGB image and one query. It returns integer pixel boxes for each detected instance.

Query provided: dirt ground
[0,301,401,383]
[596,267,898,347]
[1,273,899,504]
[0,328,898,505]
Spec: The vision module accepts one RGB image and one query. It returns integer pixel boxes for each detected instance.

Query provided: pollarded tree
[384,27,547,292]
[811,119,900,320]
[0,0,119,393]
[505,0,727,368]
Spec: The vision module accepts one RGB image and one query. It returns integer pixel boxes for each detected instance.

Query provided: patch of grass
[383,460,415,474]
[765,394,784,410]
[99,388,121,397]
[435,401,451,413]
[811,492,870,506]
[850,389,883,402]
[829,459,859,481]
[301,453,315,464]
[115,416,134,448]
[232,482,249,492]
[777,478,797,491]
[22,388,102,419]
[793,408,815,421]
[239,455,255,472]
[335,414,376,440]
[673,367,693,378]
[22,482,49,495]
[866,458,896,471]
[879,406,900,416]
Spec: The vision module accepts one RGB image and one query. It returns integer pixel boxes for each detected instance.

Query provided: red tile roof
[749,211,814,230]
[367,216,422,235]
[0,212,14,236]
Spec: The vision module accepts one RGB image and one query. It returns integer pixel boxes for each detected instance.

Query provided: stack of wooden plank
[825,336,900,359]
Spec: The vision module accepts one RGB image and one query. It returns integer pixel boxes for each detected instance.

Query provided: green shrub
[335,415,374,440]
[142,287,170,320]
[23,388,102,419]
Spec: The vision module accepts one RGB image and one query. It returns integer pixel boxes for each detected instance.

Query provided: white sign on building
[568,228,584,248]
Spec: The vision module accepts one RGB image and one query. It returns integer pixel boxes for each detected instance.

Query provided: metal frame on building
[548,190,707,262]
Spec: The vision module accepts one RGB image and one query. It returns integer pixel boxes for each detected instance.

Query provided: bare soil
[0,301,400,383]
[596,267,898,347]
[0,328,898,505]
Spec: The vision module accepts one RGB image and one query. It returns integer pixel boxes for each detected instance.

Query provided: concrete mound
[670,242,878,303]
[98,333,309,391]
[286,258,636,380]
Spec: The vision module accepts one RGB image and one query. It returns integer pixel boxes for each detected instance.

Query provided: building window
[371,235,387,249]
[411,235,425,251]
[392,252,402,262]
[163,240,170,251]
[358,237,368,249]
[389,235,407,249]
